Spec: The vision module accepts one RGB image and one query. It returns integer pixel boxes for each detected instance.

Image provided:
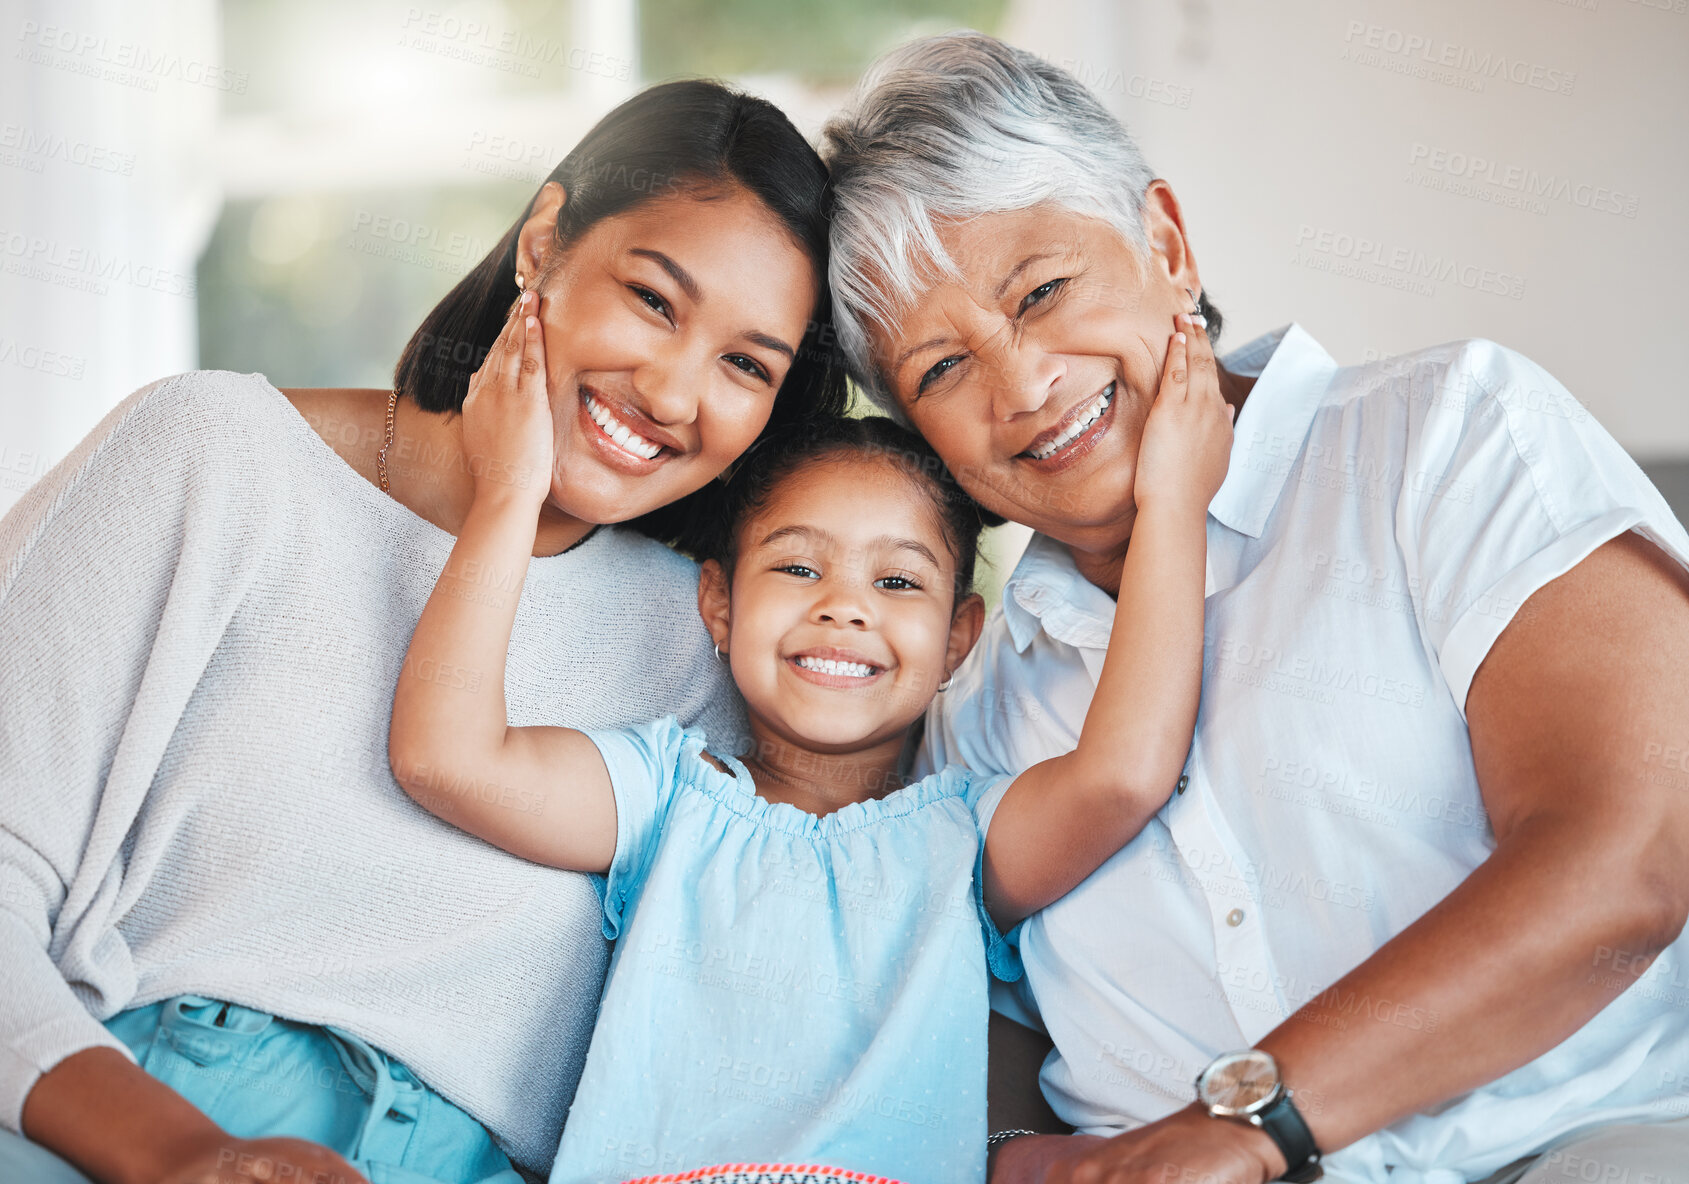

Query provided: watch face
[1198,1050,1281,1117]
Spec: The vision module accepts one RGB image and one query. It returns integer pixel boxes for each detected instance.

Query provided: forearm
[1075,501,1207,797]
[22,1047,224,1184]
[1258,816,1683,1153]
[981,502,1210,924]
[391,493,539,781]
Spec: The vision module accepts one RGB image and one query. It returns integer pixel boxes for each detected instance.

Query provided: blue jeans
[0,996,528,1184]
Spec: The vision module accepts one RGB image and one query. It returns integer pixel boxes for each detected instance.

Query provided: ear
[1139,179,1202,300]
[515,181,567,288]
[697,559,732,653]
[943,592,987,683]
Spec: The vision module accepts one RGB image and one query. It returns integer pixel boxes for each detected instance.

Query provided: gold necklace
[377,388,398,492]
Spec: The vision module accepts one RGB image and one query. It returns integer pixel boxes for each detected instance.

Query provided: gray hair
[821,31,1218,413]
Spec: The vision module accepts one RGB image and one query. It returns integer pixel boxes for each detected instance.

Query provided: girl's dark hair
[702,415,1005,607]
[393,78,847,553]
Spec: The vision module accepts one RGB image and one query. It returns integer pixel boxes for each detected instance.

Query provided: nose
[632,348,701,428]
[981,329,1063,422]
[812,577,872,629]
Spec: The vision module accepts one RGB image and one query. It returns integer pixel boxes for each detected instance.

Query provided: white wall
[1006,0,1689,458]
[3,0,1684,526]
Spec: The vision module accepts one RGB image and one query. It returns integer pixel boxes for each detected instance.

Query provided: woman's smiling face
[526,183,819,524]
[871,190,1199,554]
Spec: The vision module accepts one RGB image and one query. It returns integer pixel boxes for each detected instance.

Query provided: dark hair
[701,415,1005,608]
[393,78,847,553]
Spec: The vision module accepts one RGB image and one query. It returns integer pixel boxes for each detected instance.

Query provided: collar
[999,324,1338,654]
[1207,323,1339,539]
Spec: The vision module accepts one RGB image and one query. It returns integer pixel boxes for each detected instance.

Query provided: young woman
[0,80,844,1184]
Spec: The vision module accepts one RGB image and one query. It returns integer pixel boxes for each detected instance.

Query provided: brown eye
[917,355,963,395]
[725,354,771,383]
[629,285,671,322]
[1018,278,1068,315]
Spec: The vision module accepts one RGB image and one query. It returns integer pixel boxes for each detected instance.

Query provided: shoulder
[575,528,714,641]
[588,526,708,588]
[91,369,313,474]
[1330,338,1584,430]
[0,371,298,594]
[15,370,300,511]
[273,386,387,473]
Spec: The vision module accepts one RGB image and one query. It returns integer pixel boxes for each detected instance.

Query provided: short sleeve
[580,714,703,940]
[962,769,1025,984]
[1398,342,1689,717]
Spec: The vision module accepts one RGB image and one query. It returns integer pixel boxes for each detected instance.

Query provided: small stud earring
[515,273,526,292]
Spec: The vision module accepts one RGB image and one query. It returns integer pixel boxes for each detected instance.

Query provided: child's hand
[461,291,555,508]
[1132,317,1234,519]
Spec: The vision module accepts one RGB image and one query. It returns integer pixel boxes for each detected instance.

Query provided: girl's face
[700,456,983,753]
[524,184,819,523]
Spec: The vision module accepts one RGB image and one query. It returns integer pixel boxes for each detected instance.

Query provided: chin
[549,472,685,526]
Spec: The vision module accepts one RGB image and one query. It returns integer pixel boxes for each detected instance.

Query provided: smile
[583,392,663,461]
[1022,383,1114,461]
[793,655,878,678]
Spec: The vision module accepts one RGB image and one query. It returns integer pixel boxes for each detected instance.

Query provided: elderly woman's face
[874,189,1197,552]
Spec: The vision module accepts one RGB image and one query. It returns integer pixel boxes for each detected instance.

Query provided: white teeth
[1028,384,1114,461]
[584,394,662,460]
[794,656,876,678]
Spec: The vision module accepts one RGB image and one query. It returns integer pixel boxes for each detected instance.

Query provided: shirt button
[1176,775,1189,795]
[1226,908,1246,927]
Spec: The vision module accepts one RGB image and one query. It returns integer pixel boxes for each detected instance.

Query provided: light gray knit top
[0,371,748,1173]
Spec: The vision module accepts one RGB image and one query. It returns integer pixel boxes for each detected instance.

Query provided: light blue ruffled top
[548,715,1019,1184]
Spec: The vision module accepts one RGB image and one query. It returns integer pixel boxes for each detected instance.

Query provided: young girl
[389,296,1232,1184]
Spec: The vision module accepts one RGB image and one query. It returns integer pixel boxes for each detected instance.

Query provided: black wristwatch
[1194,1049,1323,1182]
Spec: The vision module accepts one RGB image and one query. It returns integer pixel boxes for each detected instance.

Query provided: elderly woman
[822,32,1689,1184]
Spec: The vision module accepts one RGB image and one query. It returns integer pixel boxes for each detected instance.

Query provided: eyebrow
[757,524,943,571]
[629,248,700,303]
[894,335,953,376]
[992,252,1058,302]
[630,248,795,360]
[891,251,1062,377]
[744,330,795,361]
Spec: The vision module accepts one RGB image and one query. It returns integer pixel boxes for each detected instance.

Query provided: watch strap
[1255,1089,1323,1182]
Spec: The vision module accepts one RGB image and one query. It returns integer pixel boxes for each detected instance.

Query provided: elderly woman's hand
[1130,315,1233,522]
[1035,1105,1281,1184]
[461,289,556,508]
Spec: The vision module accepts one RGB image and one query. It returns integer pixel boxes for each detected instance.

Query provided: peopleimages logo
[1293,225,1526,301]
[15,20,249,93]
[1340,21,1576,96]
[1408,143,1640,219]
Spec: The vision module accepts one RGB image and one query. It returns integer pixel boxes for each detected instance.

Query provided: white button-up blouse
[918,325,1689,1184]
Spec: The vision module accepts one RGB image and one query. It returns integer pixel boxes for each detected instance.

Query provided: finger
[519,299,546,393]
[1180,313,1222,402]
[501,291,536,379]
[471,299,524,390]
[1157,330,1190,404]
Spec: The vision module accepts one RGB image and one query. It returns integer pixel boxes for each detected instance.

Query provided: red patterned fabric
[620,1166,908,1184]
